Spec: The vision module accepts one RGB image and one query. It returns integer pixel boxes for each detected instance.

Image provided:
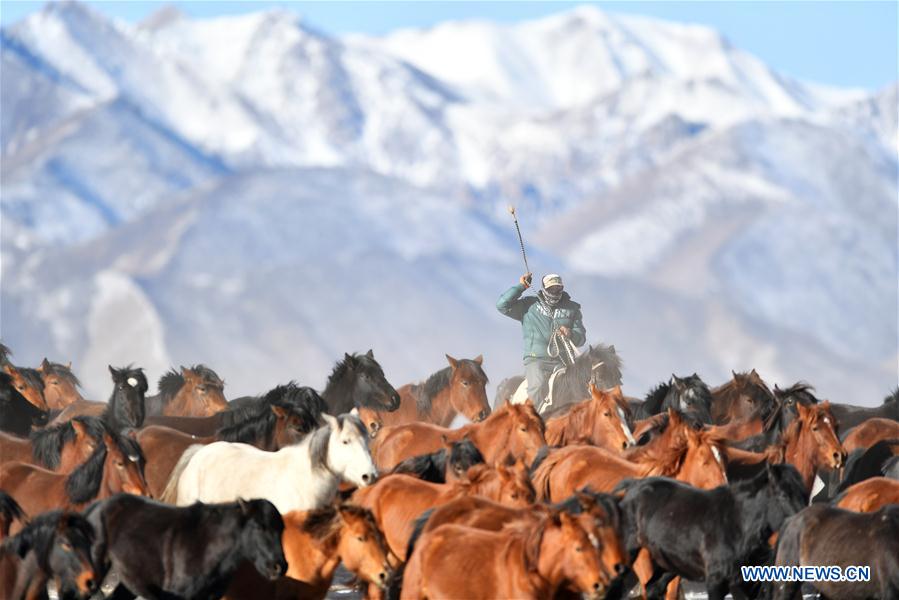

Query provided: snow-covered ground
[1,2,896,403]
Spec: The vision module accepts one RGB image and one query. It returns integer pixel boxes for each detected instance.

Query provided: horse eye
[115,461,125,468]
[342,440,349,445]
[603,412,611,417]
[16,385,24,390]
[61,541,72,551]
[812,426,818,431]
[575,546,584,553]
[357,535,365,542]
[519,427,527,432]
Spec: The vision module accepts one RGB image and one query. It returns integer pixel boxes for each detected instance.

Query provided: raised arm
[496,276,532,322]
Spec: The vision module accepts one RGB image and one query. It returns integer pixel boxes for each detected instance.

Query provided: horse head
[446,354,490,423]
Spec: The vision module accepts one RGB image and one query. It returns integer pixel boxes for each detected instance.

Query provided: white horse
[161,413,376,513]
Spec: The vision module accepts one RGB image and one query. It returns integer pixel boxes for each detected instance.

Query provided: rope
[547,328,579,366]
[508,206,530,275]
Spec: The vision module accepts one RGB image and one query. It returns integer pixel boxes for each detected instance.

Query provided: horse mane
[217,382,324,444]
[1,510,94,567]
[157,369,185,402]
[29,416,106,469]
[774,382,818,405]
[642,382,670,416]
[0,491,24,527]
[41,362,81,388]
[64,425,145,504]
[554,489,622,530]
[884,387,899,405]
[16,367,45,392]
[390,451,448,482]
[882,455,899,476]
[301,506,343,541]
[552,344,622,408]
[0,342,11,366]
[308,415,367,472]
[413,367,452,416]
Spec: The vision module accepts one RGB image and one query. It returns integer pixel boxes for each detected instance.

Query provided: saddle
[509,364,567,415]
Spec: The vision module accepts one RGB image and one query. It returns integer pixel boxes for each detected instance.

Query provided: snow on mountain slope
[355,5,863,116]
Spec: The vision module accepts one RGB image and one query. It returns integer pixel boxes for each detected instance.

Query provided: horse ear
[40,358,51,372]
[445,354,459,369]
[3,364,15,375]
[66,361,72,370]
[523,398,534,408]
[71,419,86,437]
[344,353,355,369]
[237,497,250,515]
[589,383,600,398]
[322,413,339,430]
[366,349,374,359]
[108,365,117,378]
[271,405,288,419]
[473,355,483,365]
[667,407,680,424]
[440,433,450,446]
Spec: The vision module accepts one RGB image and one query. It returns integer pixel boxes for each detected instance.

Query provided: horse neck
[427,386,456,425]
[322,373,355,415]
[782,424,818,491]
[284,517,340,585]
[501,528,553,599]
[12,552,50,598]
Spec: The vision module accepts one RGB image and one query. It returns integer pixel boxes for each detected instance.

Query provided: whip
[507,205,531,277]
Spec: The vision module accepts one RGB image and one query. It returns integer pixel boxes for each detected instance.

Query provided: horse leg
[663,576,682,600]
[644,572,676,599]
[632,547,654,598]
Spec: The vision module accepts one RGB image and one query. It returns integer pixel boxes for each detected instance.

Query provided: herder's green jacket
[496,284,586,359]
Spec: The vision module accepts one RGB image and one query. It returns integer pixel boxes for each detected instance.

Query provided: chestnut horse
[372,400,546,471]
[404,490,628,588]
[224,504,393,600]
[841,417,899,454]
[401,511,608,600]
[834,477,899,513]
[0,417,106,474]
[544,385,635,451]
[353,461,535,561]
[379,355,490,428]
[145,365,228,417]
[354,405,384,439]
[725,401,845,492]
[0,430,148,533]
[36,359,85,410]
[709,369,775,425]
[2,364,46,411]
[531,410,728,501]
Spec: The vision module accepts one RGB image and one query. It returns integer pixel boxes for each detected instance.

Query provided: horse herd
[1,341,898,600]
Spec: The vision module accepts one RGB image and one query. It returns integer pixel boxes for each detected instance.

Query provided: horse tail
[0,491,25,527]
[385,507,435,600]
[530,448,560,501]
[159,444,204,504]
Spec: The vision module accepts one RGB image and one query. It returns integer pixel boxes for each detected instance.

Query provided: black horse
[634,373,713,424]
[389,439,485,483]
[827,387,899,431]
[0,510,98,600]
[614,463,808,600]
[321,350,400,415]
[0,492,25,539]
[834,438,899,494]
[85,494,286,600]
[731,383,822,453]
[0,372,48,436]
[103,366,148,431]
[773,504,899,600]
[217,382,326,449]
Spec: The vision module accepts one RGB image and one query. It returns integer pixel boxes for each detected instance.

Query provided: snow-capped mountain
[1,2,895,403]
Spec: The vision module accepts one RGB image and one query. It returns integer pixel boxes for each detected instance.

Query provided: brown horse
[146,365,228,417]
[725,401,845,492]
[36,359,85,410]
[710,369,775,425]
[3,364,46,411]
[0,431,148,533]
[372,400,546,471]
[544,385,635,451]
[224,504,392,600]
[401,511,608,600]
[407,491,627,585]
[841,417,899,454]
[834,477,899,513]
[0,417,105,474]
[136,426,215,499]
[532,410,728,501]
[353,461,535,561]
[378,355,490,429]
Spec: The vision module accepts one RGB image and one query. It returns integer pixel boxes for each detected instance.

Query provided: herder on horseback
[496,272,586,412]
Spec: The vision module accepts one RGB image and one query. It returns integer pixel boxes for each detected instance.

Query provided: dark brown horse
[709,369,775,425]
[401,510,608,600]
[145,365,228,417]
[378,355,490,428]
[544,385,635,451]
[353,461,535,561]
[0,417,106,474]
[773,504,899,600]
[2,364,46,412]
[36,359,85,410]
[0,431,148,533]
[841,417,899,454]
[834,477,899,512]
[224,504,393,600]
[371,400,546,471]
[532,409,728,501]
[827,387,899,431]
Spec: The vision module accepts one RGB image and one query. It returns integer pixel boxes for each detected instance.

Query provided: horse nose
[593,582,603,592]
[362,473,371,483]
[614,563,627,575]
[833,451,842,466]
[622,441,628,450]
[379,571,388,582]
[86,578,98,592]
[477,409,488,421]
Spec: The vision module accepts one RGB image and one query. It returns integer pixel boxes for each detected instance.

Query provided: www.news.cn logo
[741,565,871,582]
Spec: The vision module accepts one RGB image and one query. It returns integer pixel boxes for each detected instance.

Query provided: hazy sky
[1,1,896,90]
